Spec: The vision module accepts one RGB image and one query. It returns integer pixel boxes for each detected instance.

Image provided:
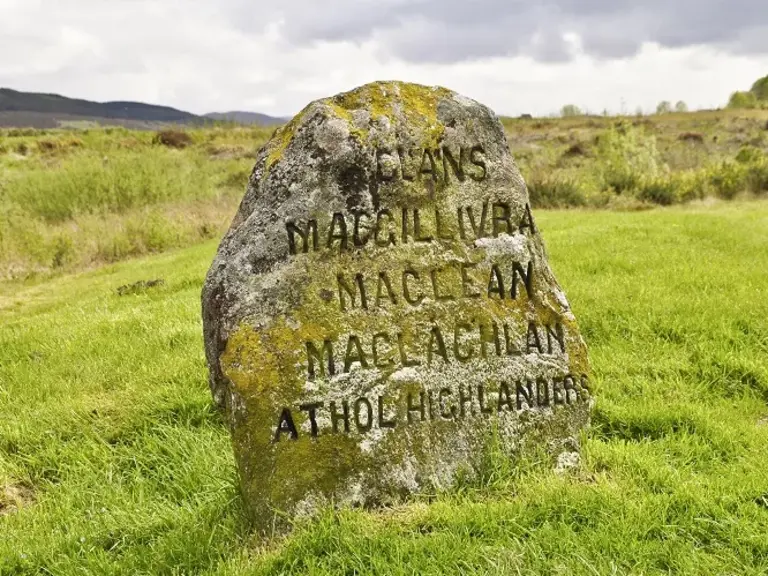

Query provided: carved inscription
[286,202,537,255]
[336,260,533,311]
[305,320,566,379]
[274,374,591,441]
[277,190,578,442]
[375,144,487,184]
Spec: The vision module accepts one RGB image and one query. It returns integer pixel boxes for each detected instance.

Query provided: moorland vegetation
[1,105,767,279]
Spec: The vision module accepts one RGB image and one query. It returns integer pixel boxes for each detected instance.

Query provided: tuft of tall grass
[4,150,245,222]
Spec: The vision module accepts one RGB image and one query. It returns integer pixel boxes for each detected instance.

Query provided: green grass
[1,201,767,575]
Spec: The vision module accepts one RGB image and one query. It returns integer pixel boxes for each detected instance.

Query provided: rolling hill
[0,88,284,128]
[203,111,286,125]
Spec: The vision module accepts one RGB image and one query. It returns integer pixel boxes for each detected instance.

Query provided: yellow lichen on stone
[220,322,283,398]
[327,81,450,146]
[262,106,310,176]
[262,81,453,177]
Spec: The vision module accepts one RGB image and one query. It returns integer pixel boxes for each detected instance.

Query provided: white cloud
[0,0,766,117]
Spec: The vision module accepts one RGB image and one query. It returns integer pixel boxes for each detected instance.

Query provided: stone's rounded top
[259,80,506,178]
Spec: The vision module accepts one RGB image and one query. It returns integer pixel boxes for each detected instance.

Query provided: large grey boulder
[202,81,592,532]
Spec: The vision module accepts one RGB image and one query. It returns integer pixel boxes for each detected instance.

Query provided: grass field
[1,201,767,575]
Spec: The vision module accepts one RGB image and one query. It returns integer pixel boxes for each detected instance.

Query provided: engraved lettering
[327,212,348,252]
[353,211,370,247]
[438,388,456,419]
[337,272,368,310]
[397,332,420,367]
[274,408,299,441]
[299,402,323,437]
[402,269,424,305]
[519,203,536,235]
[442,145,465,183]
[546,323,566,354]
[330,400,350,433]
[458,385,472,417]
[376,271,398,307]
[465,202,488,239]
[407,392,426,423]
[372,332,394,368]
[478,384,493,414]
[344,335,369,372]
[469,144,487,181]
[536,377,550,407]
[526,322,544,354]
[430,267,455,302]
[377,396,397,428]
[511,261,533,299]
[286,220,318,254]
[453,322,474,362]
[427,326,448,365]
[492,202,512,237]
[497,382,514,412]
[306,340,334,379]
[487,264,505,299]
[460,262,481,298]
[354,397,373,432]
[435,209,454,240]
[515,380,534,409]
[420,149,438,181]
[413,209,433,242]
[398,147,417,181]
[374,209,397,247]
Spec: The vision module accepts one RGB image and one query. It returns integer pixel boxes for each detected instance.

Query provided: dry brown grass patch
[1,483,35,515]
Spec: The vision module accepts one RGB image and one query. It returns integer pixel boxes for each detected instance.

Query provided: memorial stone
[202,81,592,531]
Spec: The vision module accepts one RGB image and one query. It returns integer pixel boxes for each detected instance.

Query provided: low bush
[735,146,763,164]
[709,161,747,199]
[636,177,678,205]
[152,130,194,149]
[678,132,704,144]
[595,123,663,195]
[561,142,589,158]
[673,170,708,203]
[37,140,58,153]
[746,160,768,195]
[527,176,587,208]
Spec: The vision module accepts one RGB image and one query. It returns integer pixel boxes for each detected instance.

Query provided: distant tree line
[554,73,767,118]
[558,100,689,118]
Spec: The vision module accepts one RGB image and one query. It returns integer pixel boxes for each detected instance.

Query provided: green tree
[656,101,672,114]
[561,104,583,117]
[728,91,758,109]
[675,100,688,112]
[750,75,768,101]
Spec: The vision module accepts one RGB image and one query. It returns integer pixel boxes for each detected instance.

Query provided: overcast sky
[1,0,767,117]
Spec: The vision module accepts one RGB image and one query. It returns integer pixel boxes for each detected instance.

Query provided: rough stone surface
[202,81,593,531]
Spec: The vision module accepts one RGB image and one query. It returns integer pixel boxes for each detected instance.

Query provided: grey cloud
[245,0,768,62]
